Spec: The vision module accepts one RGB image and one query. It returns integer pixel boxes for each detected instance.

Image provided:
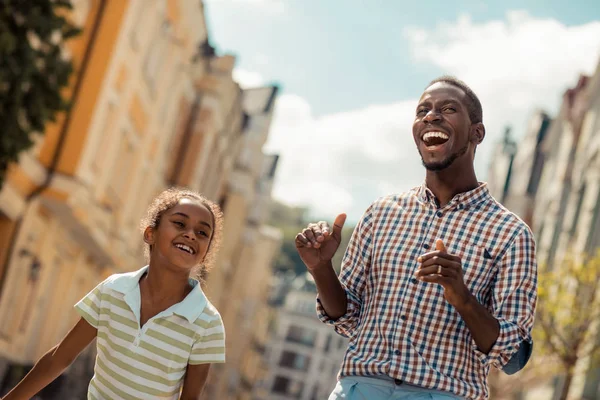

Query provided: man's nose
[423,110,442,123]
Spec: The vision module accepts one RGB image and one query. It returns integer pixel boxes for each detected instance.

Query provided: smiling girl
[3,188,226,400]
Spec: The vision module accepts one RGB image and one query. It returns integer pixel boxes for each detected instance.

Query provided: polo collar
[104,265,207,323]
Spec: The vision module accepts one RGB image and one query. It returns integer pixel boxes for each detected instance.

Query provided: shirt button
[394,349,401,356]
[436,211,443,217]
[423,243,430,249]
[401,315,407,321]
[411,278,418,284]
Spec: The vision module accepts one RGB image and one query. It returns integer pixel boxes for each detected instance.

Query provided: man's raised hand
[295,213,347,272]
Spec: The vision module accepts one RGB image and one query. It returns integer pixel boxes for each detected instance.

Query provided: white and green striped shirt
[75,266,226,400]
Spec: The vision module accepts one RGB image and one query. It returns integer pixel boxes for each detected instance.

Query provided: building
[201,87,284,400]
[487,127,518,204]
[487,111,551,226]
[256,274,348,400]
[0,1,282,398]
[533,74,592,271]
[486,57,600,400]
[555,59,600,400]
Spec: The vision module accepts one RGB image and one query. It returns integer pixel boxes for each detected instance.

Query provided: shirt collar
[104,265,208,323]
[416,181,492,209]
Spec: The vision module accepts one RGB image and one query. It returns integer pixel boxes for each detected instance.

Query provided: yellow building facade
[0,1,283,398]
[201,88,284,400]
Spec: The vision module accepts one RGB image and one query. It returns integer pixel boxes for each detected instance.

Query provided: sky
[203,0,600,223]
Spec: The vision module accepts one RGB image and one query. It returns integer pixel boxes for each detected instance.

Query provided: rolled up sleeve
[472,227,537,370]
[316,206,373,338]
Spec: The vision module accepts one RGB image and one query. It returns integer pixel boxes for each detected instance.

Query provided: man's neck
[425,165,479,207]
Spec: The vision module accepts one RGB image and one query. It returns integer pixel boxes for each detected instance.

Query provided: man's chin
[422,158,454,171]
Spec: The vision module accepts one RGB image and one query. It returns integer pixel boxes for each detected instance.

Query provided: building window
[272,376,289,394]
[311,385,319,400]
[279,350,310,371]
[108,129,137,204]
[91,103,117,173]
[143,21,170,94]
[585,186,600,254]
[324,334,331,352]
[569,183,586,239]
[286,324,317,347]
[129,0,155,51]
[272,376,303,398]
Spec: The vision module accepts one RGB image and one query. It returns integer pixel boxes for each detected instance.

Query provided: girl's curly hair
[140,187,224,282]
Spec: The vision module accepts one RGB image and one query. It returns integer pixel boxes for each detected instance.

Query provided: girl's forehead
[177,197,204,207]
[169,198,212,218]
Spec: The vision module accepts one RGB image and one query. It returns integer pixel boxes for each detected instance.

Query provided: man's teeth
[423,131,449,143]
[175,244,194,254]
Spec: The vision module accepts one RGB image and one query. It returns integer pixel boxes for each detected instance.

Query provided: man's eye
[444,107,456,113]
[417,109,428,116]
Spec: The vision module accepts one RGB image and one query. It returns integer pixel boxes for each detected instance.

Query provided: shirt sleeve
[472,226,538,370]
[74,279,106,328]
[316,204,374,338]
[189,313,226,365]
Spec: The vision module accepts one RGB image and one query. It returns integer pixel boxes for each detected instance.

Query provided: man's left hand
[415,239,472,309]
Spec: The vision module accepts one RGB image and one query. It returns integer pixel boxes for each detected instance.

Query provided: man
[295,76,537,400]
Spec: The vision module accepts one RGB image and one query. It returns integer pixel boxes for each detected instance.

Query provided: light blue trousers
[328,376,464,399]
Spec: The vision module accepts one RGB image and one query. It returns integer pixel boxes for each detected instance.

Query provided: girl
[3,188,226,400]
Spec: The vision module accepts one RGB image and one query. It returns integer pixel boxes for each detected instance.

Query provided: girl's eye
[174,221,185,227]
[197,231,208,237]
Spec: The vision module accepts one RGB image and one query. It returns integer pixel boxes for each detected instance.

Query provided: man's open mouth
[422,131,449,147]
[174,243,195,254]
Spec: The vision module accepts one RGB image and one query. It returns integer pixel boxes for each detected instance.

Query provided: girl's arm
[180,364,211,400]
[2,318,97,400]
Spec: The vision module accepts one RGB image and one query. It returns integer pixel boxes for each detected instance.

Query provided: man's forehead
[419,82,466,103]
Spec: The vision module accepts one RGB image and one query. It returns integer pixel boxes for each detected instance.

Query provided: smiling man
[295,76,538,399]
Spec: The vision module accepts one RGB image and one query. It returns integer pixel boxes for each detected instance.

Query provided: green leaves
[534,250,600,370]
[0,0,79,188]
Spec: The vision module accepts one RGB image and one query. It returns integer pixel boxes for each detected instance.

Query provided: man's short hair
[426,76,482,124]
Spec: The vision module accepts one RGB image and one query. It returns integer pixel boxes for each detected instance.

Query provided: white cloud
[404,10,600,174]
[233,67,265,88]
[204,0,284,14]
[264,11,600,222]
[265,94,423,221]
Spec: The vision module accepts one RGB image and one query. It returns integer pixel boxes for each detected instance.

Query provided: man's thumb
[436,239,447,252]
[332,213,347,240]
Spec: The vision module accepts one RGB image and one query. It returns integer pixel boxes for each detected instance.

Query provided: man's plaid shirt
[316,183,537,400]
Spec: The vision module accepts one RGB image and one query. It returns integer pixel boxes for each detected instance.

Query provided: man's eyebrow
[417,99,460,108]
[441,99,460,105]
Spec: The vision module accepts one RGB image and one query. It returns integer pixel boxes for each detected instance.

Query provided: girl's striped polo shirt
[75,265,226,400]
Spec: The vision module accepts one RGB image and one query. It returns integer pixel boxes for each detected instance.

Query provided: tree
[268,201,356,277]
[0,0,80,188]
[534,250,600,400]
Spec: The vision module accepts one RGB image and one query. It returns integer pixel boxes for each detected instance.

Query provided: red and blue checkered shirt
[317,182,537,400]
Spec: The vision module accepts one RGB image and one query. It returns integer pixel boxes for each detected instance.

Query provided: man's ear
[144,226,155,245]
[471,122,485,145]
